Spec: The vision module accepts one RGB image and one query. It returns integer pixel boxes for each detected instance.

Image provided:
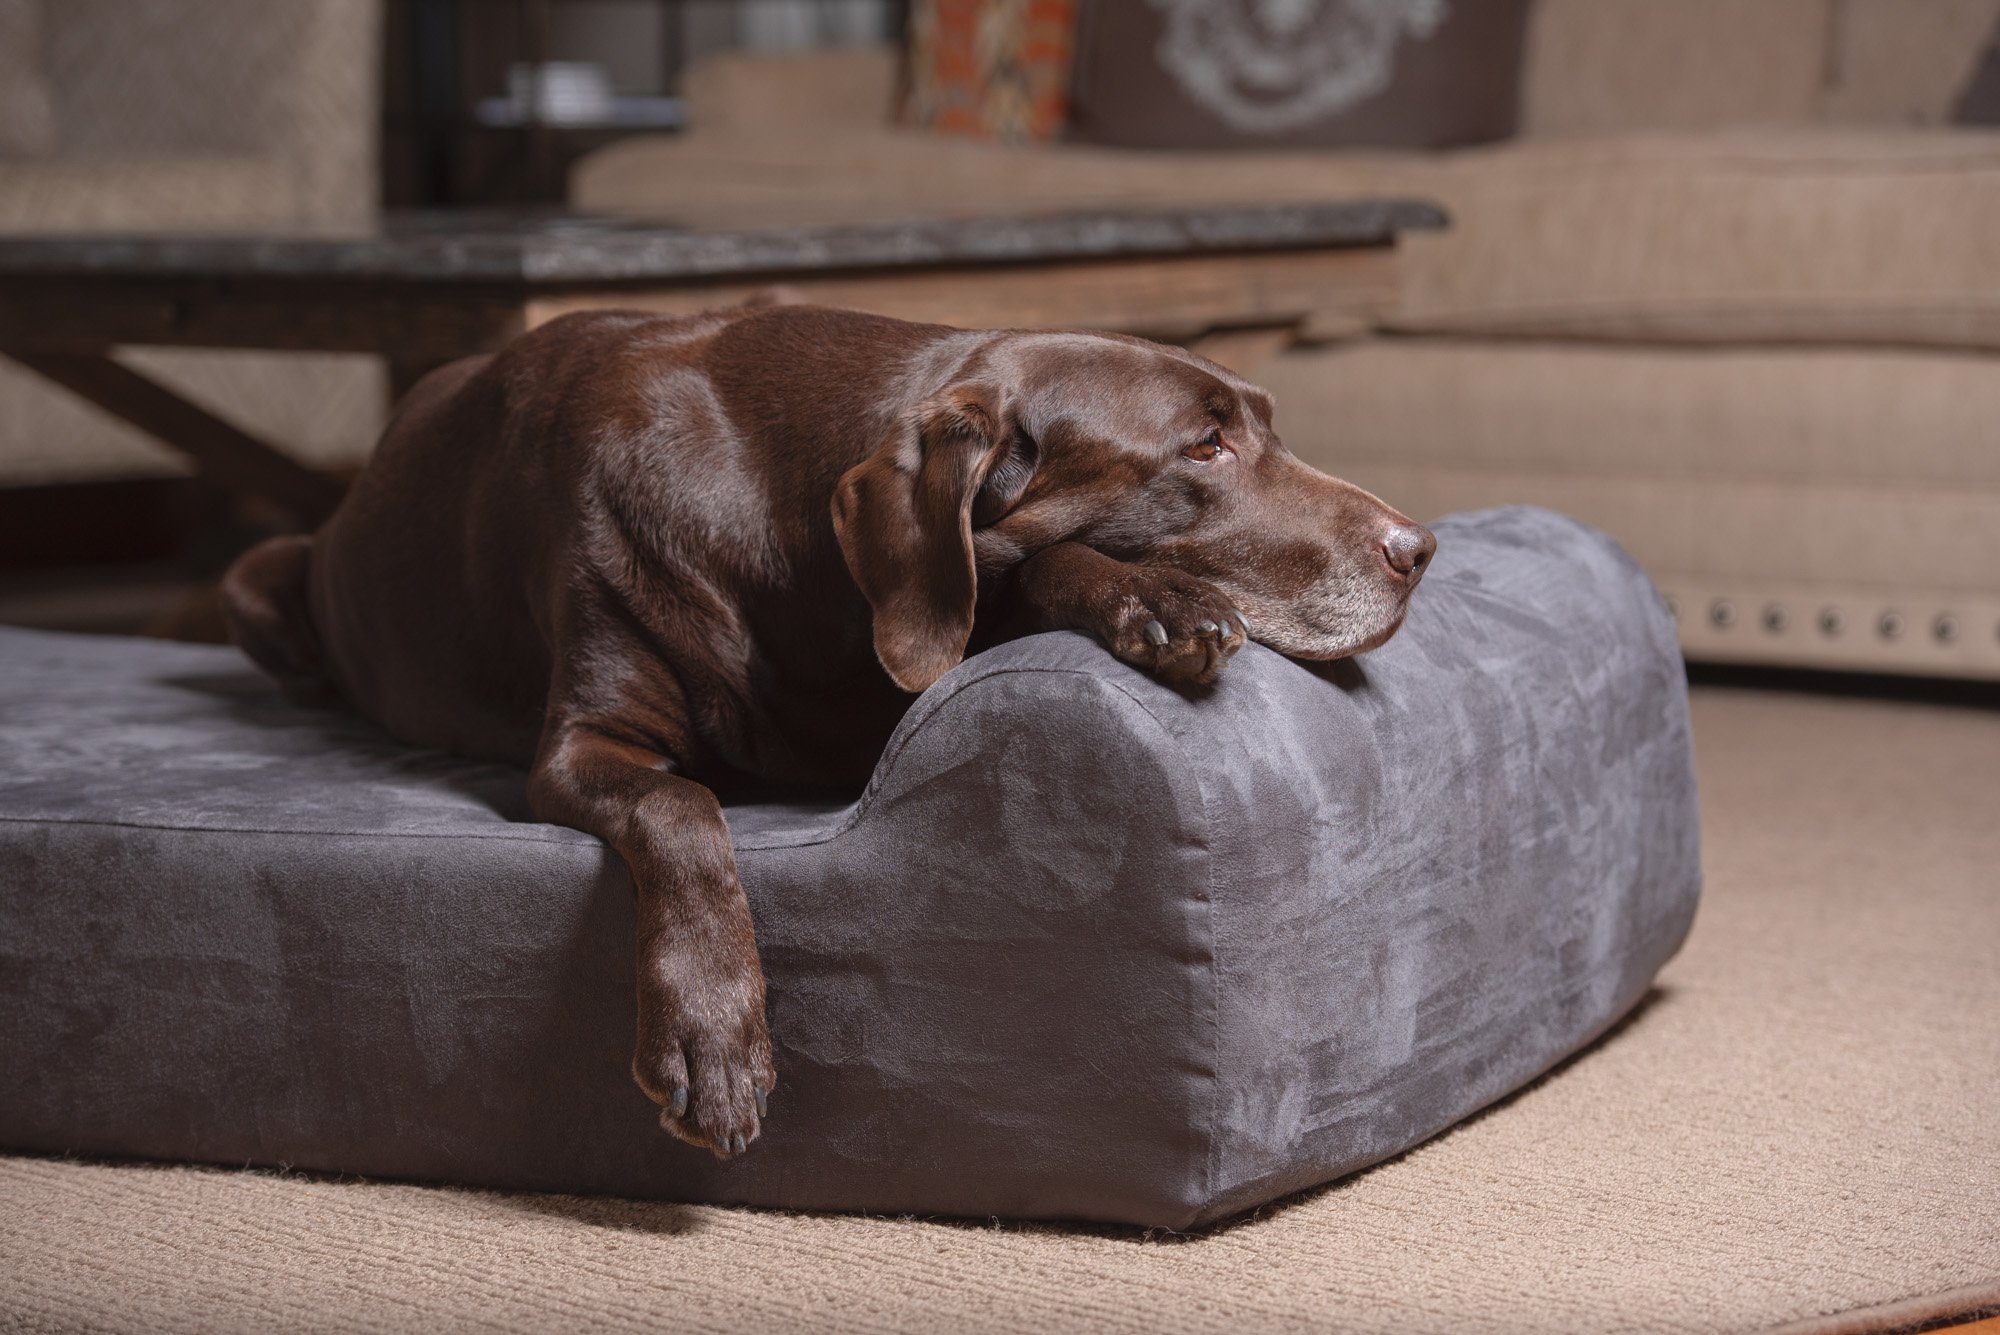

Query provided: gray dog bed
[0,506,1698,1229]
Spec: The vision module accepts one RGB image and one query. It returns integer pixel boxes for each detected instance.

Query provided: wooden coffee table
[0,202,1444,526]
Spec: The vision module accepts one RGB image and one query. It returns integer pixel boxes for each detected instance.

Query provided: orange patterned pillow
[900,0,1079,143]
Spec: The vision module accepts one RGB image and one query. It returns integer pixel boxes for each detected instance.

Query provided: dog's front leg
[1010,541,1250,686]
[528,722,773,1157]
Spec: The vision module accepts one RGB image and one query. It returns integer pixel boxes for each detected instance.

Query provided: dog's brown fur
[222,305,1434,1157]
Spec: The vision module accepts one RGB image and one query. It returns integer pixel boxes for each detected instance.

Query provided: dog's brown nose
[1383,523,1436,583]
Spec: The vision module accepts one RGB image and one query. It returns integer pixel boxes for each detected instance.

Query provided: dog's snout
[1382,523,1436,583]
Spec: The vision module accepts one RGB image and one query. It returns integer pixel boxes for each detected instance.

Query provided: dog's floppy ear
[833,385,1020,693]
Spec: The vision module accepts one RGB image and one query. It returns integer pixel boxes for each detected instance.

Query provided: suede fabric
[0,507,1700,1229]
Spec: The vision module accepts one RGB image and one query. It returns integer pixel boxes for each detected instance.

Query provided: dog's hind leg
[220,533,337,705]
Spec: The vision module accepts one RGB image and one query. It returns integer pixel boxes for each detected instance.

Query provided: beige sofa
[0,0,385,487]
[573,0,2000,681]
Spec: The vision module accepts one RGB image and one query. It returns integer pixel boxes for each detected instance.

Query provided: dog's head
[834,332,1433,692]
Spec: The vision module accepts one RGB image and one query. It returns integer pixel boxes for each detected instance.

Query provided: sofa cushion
[1386,127,2000,348]
[0,0,56,159]
[1824,0,2000,125]
[573,121,2000,351]
[1261,339,2000,598]
[40,0,313,155]
[0,506,1698,1229]
[0,155,313,233]
[681,47,900,136]
[1520,0,1832,136]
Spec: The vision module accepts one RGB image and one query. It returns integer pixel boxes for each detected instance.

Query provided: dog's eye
[1183,431,1229,464]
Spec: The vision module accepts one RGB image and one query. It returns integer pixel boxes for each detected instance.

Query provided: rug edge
[1758,1279,2000,1335]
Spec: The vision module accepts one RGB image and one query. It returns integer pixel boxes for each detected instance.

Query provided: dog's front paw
[632,936,775,1159]
[1096,566,1250,686]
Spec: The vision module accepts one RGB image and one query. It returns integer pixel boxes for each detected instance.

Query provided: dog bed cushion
[0,505,1699,1229]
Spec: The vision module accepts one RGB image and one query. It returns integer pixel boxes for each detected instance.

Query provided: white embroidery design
[1148,0,1451,132]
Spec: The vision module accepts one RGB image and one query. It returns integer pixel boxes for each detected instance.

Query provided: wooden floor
[1938,1317,2000,1334]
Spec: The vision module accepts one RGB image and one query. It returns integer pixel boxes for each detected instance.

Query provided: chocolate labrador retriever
[221,304,1434,1159]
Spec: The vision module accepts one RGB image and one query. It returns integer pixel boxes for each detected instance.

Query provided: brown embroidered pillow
[1067,0,1531,151]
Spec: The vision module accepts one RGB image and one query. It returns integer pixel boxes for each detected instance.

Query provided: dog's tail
[220,534,337,706]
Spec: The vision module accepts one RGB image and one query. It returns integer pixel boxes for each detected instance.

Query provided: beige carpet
[3,687,1996,1334]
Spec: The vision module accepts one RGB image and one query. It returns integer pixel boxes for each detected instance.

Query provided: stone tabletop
[0,201,1448,287]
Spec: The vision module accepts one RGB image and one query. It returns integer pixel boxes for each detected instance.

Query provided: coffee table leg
[4,350,347,527]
